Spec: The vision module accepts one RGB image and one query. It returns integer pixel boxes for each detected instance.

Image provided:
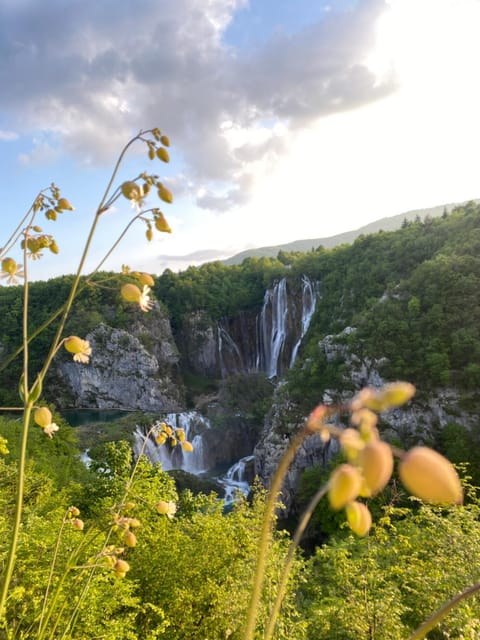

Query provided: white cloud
[0,0,391,210]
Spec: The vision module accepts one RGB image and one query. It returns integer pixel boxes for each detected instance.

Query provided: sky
[1,0,480,280]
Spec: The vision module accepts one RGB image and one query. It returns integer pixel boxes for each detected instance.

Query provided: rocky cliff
[52,306,184,410]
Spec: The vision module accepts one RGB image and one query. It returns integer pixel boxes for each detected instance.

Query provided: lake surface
[61,409,132,427]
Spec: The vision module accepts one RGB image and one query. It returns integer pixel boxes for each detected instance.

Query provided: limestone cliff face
[254,326,476,515]
[54,307,184,410]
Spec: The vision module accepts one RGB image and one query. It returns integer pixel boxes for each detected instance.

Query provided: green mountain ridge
[222,200,478,265]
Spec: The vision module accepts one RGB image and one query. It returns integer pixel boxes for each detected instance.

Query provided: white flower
[138,285,154,312]
[64,336,92,364]
[43,423,59,438]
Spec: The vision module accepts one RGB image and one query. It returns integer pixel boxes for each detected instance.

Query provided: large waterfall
[218,275,318,378]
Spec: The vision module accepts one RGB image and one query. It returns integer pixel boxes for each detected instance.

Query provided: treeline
[1,203,480,405]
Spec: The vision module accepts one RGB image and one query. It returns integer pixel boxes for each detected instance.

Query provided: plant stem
[0,242,32,620]
[243,427,308,640]
[408,582,480,640]
[263,483,329,640]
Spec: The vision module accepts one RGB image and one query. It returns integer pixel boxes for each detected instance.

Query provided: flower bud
[64,336,86,354]
[160,135,170,147]
[69,506,80,517]
[34,407,52,428]
[328,464,363,511]
[181,441,194,452]
[358,441,394,497]
[124,531,137,547]
[305,405,328,433]
[155,433,167,445]
[136,272,154,287]
[45,209,57,221]
[56,197,74,211]
[121,283,141,303]
[148,147,155,160]
[399,446,463,505]
[113,559,130,577]
[121,181,141,200]
[340,428,365,462]
[2,257,17,275]
[345,501,372,536]
[146,227,153,241]
[154,213,172,233]
[156,147,170,163]
[71,518,84,531]
[157,184,173,204]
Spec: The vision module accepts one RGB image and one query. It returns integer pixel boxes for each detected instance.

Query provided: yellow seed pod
[399,446,463,505]
[351,409,379,443]
[155,213,172,233]
[142,182,151,196]
[160,135,170,147]
[56,197,74,211]
[358,440,394,496]
[345,501,372,536]
[182,441,194,452]
[146,227,153,241]
[155,433,167,445]
[64,336,86,354]
[148,147,155,160]
[158,184,173,204]
[1,257,17,275]
[121,283,141,303]
[328,464,363,511]
[113,559,130,574]
[376,382,416,410]
[136,272,155,287]
[156,147,170,163]
[71,518,84,531]
[340,428,365,462]
[121,181,141,200]
[124,531,137,547]
[176,428,186,443]
[34,407,52,428]
[49,240,59,254]
[45,209,57,221]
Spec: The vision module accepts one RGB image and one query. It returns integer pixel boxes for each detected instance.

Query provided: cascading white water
[219,455,255,504]
[289,275,318,366]
[134,411,210,473]
[258,277,289,378]
[256,275,318,378]
[218,325,243,377]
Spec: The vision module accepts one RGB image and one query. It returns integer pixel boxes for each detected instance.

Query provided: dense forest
[1,203,480,637]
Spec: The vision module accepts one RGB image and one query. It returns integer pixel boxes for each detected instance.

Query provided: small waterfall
[219,455,255,504]
[289,275,318,366]
[218,325,243,377]
[134,411,210,473]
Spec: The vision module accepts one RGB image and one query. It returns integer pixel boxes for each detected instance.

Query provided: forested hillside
[1,202,479,405]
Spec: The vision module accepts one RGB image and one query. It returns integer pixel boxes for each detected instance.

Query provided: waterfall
[216,275,318,379]
[219,455,255,504]
[257,277,289,378]
[289,275,318,366]
[134,411,210,473]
